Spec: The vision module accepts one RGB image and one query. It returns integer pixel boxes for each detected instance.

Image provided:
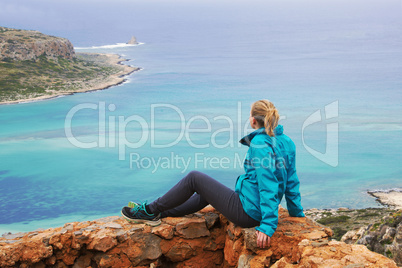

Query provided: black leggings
[148,170,260,228]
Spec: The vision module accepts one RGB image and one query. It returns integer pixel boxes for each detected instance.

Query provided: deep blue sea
[0,0,401,233]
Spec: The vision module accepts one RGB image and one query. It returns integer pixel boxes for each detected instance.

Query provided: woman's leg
[148,170,259,228]
[160,193,208,218]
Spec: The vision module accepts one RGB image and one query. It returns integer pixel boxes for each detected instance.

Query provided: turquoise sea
[0,0,401,233]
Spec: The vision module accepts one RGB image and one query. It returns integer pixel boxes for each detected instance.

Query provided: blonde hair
[251,100,279,137]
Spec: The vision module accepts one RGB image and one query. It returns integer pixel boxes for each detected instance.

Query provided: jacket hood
[275,124,283,135]
[239,125,283,146]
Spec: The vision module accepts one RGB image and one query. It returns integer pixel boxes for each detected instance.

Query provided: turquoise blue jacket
[235,125,304,237]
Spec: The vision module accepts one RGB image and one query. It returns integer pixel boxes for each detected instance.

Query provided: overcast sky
[1,0,400,46]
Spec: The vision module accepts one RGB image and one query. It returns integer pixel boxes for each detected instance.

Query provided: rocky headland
[0,27,138,104]
[0,206,398,268]
[368,190,402,210]
[0,27,75,61]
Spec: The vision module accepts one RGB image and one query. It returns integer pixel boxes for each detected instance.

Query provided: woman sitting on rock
[121,99,305,248]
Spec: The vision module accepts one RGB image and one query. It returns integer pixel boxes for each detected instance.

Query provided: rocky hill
[0,27,138,104]
[0,26,75,61]
[0,207,397,267]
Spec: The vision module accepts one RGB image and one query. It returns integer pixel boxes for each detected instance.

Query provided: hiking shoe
[121,202,161,226]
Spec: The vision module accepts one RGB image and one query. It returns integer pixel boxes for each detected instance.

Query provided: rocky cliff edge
[0,27,75,61]
[0,207,398,268]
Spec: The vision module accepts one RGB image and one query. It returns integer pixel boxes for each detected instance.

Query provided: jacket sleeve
[250,141,279,237]
[285,149,305,217]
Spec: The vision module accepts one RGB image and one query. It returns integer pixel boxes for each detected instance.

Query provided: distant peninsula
[0,26,139,104]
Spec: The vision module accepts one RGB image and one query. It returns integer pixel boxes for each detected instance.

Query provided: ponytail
[251,100,279,137]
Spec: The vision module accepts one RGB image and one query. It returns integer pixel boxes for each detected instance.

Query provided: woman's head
[250,100,279,137]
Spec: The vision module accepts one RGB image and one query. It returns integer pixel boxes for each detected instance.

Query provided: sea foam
[368,188,402,194]
[75,42,144,50]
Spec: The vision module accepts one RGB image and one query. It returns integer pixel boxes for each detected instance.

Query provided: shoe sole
[121,211,161,227]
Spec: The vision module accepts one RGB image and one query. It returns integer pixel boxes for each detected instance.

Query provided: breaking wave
[368,188,402,194]
[75,42,144,50]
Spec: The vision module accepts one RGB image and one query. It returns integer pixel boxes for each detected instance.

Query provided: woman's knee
[185,170,208,187]
[186,170,204,180]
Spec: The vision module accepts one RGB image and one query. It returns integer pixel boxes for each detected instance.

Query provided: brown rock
[237,253,254,268]
[227,222,244,240]
[270,240,398,268]
[32,261,46,268]
[151,224,175,239]
[162,216,189,226]
[98,231,159,266]
[72,252,93,268]
[199,205,217,213]
[204,227,226,251]
[250,253,273,267]
[124,232,162,265]
[175,217,210,239]
[0,209,398,268]
[204,212,220,229]
[178,250,224,268]
[224,234,244,266]
[87,229,117,252]
[45,255,57,266]
[164,240,194,262]
[20,242,53,264]
[243,227,258,252]
[162,235,219,263]
[94,252,132,268]
[54,248,80,266]
[53,261,68,268]
[49,231,72,250]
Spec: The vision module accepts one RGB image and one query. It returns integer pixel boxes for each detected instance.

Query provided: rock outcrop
[127,36,138,45]
[0,207,398,267]
[0,26,75,61]
[305,207,397,241]
[341,210,402,266]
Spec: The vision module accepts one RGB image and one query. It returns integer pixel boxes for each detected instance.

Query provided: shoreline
[303,189,402,212]
[0,53,139,105]
[368,189,402,209]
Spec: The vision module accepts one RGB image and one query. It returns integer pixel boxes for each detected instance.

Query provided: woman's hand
[256,230,271,248]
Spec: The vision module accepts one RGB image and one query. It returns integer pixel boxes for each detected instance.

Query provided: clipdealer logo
[302,101,339,167]
[64,101,339,170]
[64,102,256,160]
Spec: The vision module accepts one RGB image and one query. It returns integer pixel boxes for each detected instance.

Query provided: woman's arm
[250,141,280,239]
[285,150,305,217]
